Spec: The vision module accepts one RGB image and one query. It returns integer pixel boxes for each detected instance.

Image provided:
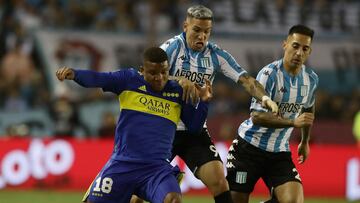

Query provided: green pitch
[0,190,350,203]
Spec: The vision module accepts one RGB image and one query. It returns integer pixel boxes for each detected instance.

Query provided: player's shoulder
[259,59,281,76]
[120,68,139,76]
[303,65,319,84]
[114,68,141,81]
[207,41,225,53]
[160,33,183,50]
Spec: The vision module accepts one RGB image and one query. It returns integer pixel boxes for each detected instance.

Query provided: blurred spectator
[41,0,67,28]
[115,0,141,32]
[209,80,237,117]
[318,0,334,30]
[0,1,17,59]
[94,0,117,31]
[276,0,289,26]
[6,123,30,137]
[297,0,314,25]
[0,38,40,110]
[338,0,350,32]
[98,111,116,138]
[314,90,331,118]
[253,0,271,25]
[217,122,236,141]
[48,97,90,138]
[353,110,360,148]
[327,95,346,120]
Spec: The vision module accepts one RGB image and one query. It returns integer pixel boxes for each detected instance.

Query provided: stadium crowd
[0,0,359,143]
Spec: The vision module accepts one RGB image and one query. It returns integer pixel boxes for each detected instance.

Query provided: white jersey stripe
[161,33,247,130]
[238,59,319,152]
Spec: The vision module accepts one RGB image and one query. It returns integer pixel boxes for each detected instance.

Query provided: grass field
[0,190,351,203]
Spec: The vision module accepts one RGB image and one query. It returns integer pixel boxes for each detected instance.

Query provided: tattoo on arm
[238,74,267,101]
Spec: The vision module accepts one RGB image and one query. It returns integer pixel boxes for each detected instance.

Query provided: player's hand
[293,113,314,128]
[56,67,75,81]
[177,77,199,104]
[261,96,278,114]
[297,142,310,164]
[195,79,212,102]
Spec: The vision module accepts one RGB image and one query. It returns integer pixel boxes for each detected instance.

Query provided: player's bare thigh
[196,160,229,195]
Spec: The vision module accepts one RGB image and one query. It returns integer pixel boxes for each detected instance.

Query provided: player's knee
[163,192,181,203]
[277,194,303,203]
[130,195,144,203]
[203,175,229,195]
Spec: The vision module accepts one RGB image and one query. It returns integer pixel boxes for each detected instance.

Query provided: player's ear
[282,40,287,50]
[183,20,188,32]
[139,66,144,74]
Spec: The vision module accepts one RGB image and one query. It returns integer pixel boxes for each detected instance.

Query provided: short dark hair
[288,25,315,40]
[187,5,213,20]
[143,47,168,63]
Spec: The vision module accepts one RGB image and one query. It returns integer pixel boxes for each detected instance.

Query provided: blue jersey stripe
[259,128,275,150]
[170,45,181,75]
[243,124,260,143]
[216,49,242,73]
[274,128,287,152]
[210,49,220,73]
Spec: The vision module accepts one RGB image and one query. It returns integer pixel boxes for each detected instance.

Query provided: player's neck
[284,64,301,76]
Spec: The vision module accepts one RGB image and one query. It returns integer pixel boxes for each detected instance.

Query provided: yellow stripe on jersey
[119,90,181,125]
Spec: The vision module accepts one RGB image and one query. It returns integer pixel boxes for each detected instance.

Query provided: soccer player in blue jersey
[55,47,213,203]
[226,25,318,203]
[132,5,278,203]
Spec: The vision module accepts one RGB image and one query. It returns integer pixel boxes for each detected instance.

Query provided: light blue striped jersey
[161,32,247,130]
[238,59,319,152]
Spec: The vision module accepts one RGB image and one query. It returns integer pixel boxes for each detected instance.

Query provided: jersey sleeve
[304,71,319,109]
[250,66,277,112]
[74,69,132,94]
[160,37,181,74]
[216,48,247,83]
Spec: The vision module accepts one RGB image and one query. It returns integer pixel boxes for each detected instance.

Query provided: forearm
[301,126,311,143]
[300,106,315,143]
[238,74,267,101]
[251,111,294,128]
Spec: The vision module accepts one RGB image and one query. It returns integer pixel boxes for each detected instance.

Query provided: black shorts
[172,128,222,177]
[226,138,302,193]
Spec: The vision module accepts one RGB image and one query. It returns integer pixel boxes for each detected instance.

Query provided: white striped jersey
[160,32,247,130]
[238,59,319,152]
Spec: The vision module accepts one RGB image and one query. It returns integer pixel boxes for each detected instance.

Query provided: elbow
[250,112,262,125]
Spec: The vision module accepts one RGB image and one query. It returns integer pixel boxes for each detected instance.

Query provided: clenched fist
[56,67,75,81]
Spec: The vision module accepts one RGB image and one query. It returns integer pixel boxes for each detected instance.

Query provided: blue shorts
[82,159,181,203]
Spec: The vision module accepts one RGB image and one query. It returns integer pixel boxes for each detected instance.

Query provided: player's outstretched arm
[238,73,278,114]
[56,67,75,81]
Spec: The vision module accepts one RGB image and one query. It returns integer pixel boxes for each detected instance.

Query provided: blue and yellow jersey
[74,68,208,161]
